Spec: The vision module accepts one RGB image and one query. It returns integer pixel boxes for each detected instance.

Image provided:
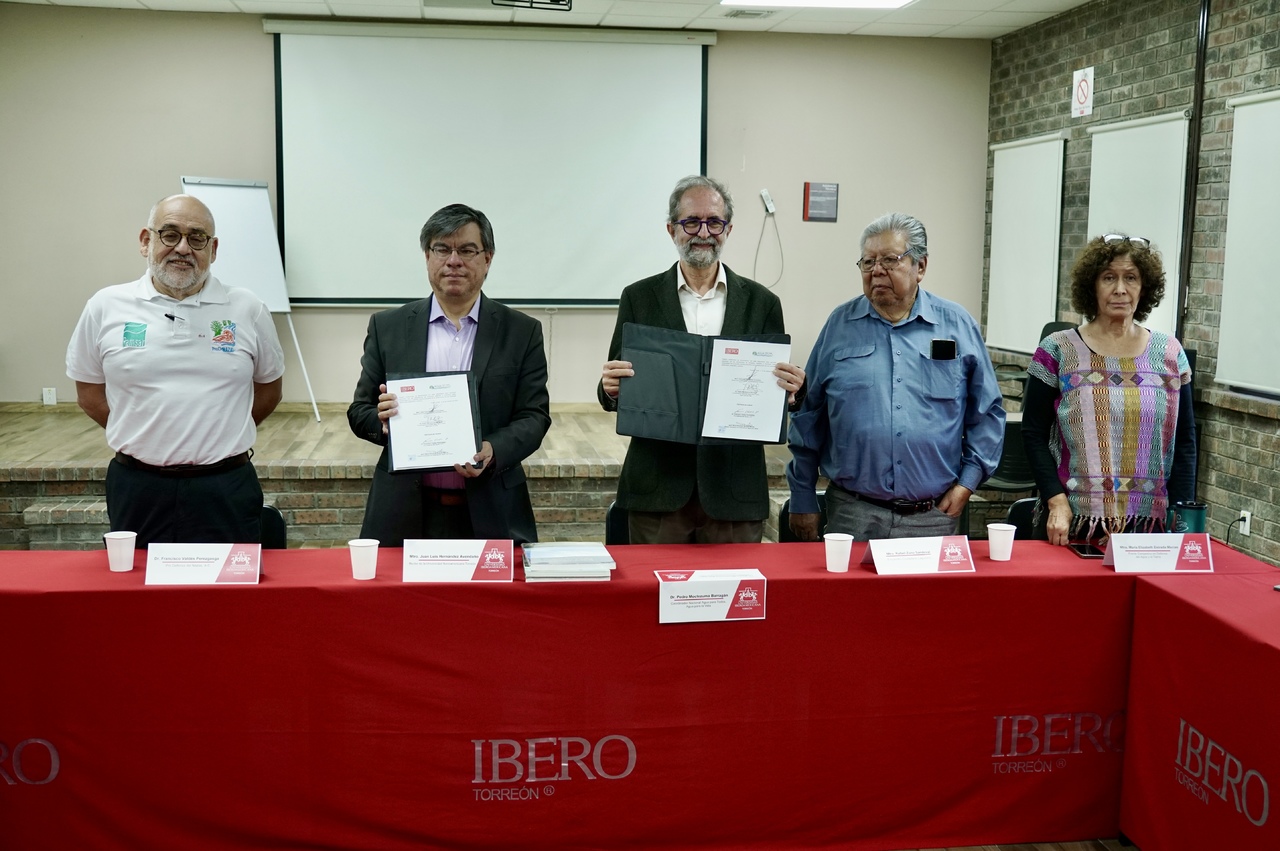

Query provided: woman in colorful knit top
[1021,234,1197,545]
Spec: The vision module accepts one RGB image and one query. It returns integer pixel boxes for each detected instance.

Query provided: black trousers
[420,490,475,540]
[105,458,264,548]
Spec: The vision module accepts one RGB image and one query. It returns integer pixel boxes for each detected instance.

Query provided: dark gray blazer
[597,263,785,521]
[348,294,551,546]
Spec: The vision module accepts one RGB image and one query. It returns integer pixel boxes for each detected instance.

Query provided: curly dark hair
[1068,235,1167,322]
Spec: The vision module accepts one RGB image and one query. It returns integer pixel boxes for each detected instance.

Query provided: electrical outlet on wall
[1239,510,1252,536]
[42,387,57,406]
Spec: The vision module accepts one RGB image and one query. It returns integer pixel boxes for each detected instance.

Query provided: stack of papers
[521,542,615,582]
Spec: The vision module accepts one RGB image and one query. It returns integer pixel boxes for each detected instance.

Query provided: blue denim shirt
[786,289,1005,513]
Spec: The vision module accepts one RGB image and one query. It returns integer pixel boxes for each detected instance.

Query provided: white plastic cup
[103,531,137,572]
[987,523,1016,561]
[823,532,854,573]
[348,538,379,580]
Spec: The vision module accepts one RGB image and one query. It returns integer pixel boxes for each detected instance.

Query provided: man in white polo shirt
[66,194,285,547]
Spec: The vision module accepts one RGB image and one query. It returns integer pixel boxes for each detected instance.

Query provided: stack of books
[521,542,615,582]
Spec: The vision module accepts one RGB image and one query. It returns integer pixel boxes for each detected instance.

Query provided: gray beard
[679,240,721,269]
[151,259,208,295]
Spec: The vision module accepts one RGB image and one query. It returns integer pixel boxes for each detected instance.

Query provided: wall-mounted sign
[803,182,838,222]
[1073,66,1094,118]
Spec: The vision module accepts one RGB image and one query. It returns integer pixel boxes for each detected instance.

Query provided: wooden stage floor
[0,401,793,475]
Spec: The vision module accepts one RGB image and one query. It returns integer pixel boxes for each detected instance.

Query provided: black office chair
[993,321,1078,405]
[983,419,1037,495]
[778,494,827,542]
[1006,497,1041,540]
[261,504,288,549]
[968,419,1037,536]
[605,500,629,546]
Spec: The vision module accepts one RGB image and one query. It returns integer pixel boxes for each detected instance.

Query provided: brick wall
[4,463,628,550]
[987,0,1280,565]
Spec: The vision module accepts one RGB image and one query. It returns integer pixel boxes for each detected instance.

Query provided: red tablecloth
[1121,570,1280,850]
[0,541,1267,850]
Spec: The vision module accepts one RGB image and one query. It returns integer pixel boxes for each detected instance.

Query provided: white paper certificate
[386,374,478,471]
[700,340,791,441]
[145,543,262,585]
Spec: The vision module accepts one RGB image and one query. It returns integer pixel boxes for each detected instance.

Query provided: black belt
[114,451,251,478]
[830,482,939,516]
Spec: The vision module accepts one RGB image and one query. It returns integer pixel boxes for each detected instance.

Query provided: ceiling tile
[609,0,704,17]
[141,0,243,11]
[768,20,858,34]
[599,12,698,26]
[328,4,423,16]
[22,0,1099,39]
[853,21,950,37]
[511,8,607,24]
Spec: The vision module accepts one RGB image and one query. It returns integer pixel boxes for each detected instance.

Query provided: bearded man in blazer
[349,204,551,546]
[598,176,805,544]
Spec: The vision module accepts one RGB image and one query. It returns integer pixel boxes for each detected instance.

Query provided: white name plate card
[403,539,514,582]
[1105,533,1214,573]
[655,568,767,624]
[145,543,261,585]
[862,535,975,575]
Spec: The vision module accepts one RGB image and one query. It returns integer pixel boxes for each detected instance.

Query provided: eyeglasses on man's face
[428,244,487,260]
[674,218,729,236]
[1101,234,1151,249]
[856,251,912,273]
[151,228,212,251]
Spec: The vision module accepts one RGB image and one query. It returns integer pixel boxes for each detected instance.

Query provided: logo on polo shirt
[210,320,237,353]
[123,322,147,348]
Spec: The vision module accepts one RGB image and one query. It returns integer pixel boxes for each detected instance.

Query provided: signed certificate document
[386,374,480,472]
[700,339,791,441]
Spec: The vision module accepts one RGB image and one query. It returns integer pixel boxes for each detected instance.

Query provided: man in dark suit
[598,176,805,544]
[349,204,551,546]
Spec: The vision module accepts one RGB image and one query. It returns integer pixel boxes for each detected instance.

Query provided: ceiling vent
[722,9,776,18]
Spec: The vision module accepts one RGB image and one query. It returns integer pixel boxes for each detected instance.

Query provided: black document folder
[616,323,791,445]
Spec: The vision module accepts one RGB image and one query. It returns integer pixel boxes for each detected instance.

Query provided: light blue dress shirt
[786,288,1005,513]
[421,297,481,491]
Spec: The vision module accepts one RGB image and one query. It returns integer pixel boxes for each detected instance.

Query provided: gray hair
[419,204,495,254]
[860,212,928,264]
[667,175,735,224]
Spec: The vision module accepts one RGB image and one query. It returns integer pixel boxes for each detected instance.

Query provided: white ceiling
[9,0,1093,38]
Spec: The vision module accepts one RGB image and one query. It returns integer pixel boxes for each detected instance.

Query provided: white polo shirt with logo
[66,273,286,467]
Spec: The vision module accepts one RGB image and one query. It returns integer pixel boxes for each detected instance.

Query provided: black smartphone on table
[1069,542,1106,559]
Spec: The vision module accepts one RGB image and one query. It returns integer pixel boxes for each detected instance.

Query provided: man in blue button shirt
[786,212,1005,541]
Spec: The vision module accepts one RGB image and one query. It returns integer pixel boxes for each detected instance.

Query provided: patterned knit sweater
[1026,328,1191,538]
